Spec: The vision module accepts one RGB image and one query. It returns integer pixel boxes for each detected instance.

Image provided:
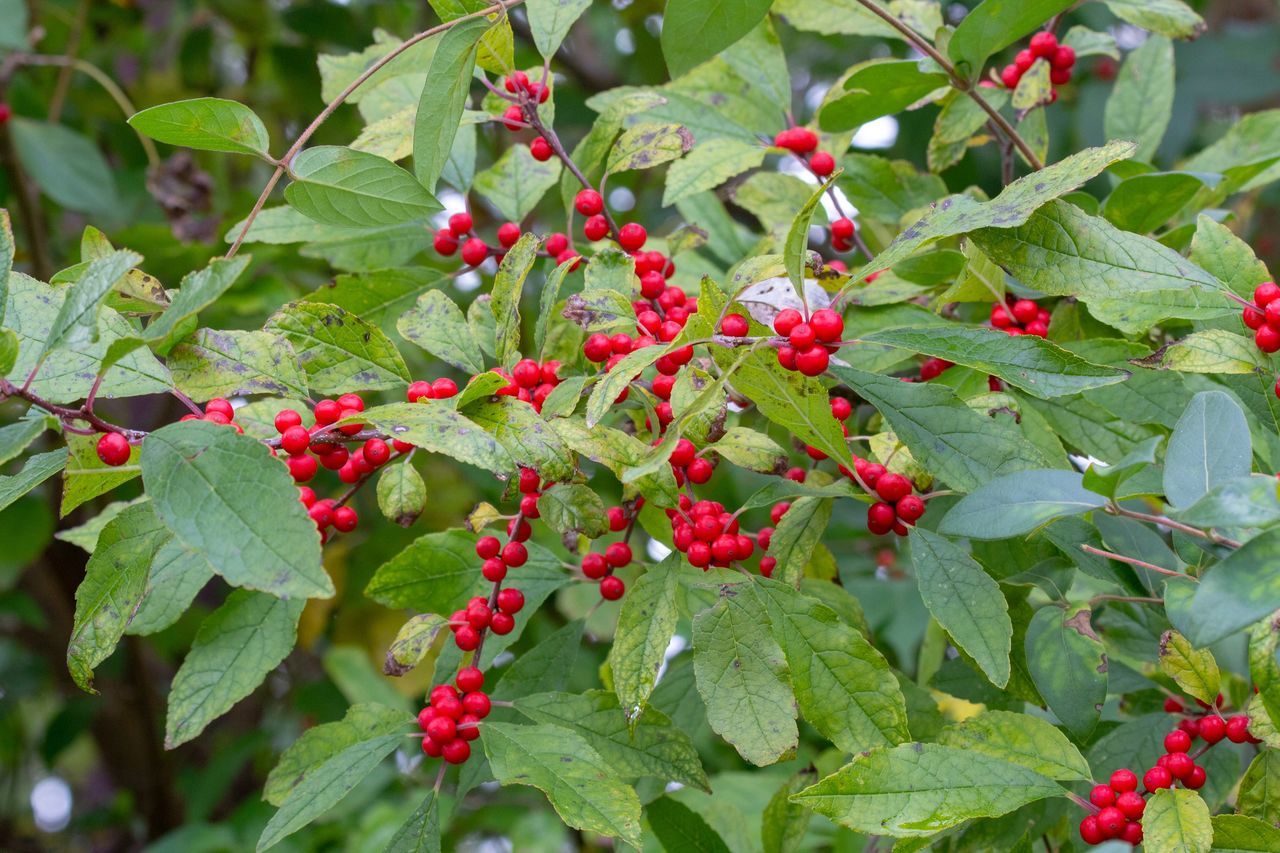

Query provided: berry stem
[1080,544,1188,578]
[1105,502,1242,549]
[850,0,1045,171]
[1089,594,1164,607]
[0,378,141,439]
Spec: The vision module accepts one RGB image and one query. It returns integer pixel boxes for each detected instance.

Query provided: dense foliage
[3,0,1280,850]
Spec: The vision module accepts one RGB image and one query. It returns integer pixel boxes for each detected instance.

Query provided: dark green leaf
[948,0,1075,76]
[660,0,773,78]
[819,59,948,133]
[285,146,441,227]
[413,18,487,191]
[1025,604,1107,738]
[129,98,271,157]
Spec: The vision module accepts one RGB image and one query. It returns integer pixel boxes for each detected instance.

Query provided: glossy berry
[794,345,829,377]
[1226,714,1253,743]
[448,212,473,236]
[773,308,803,336]
[584,333,613,362]
[1185,765,1207,789]
[875,472,912,503]
[1078,816,1103,845]
[575,189,604,216]
[809,150,835,177]
[600,575,625,600]
[497,222,522,248]
[809,308,844,342]
[502,541,528,567]
[461,238,489,267]
[275,409,302,433]
[583,214,609,241]
[1165,751,1193,779]
[618,223,647,252]
[442,738,471,764]
[1198,714,1226,744]
[1089,784,1115,808]
[1164,729,1192,753]
[721,313,750,337]
[1116,790,1145,820]
[895,494,926,523]
[1144,765,1173,791]
[1095,807,1125,839]
[0,104,10,124]
[96,432,132,466]
[605,542,632,568]
[1029,31,1058,58]
[1109,768,1138,792]
[530,137,553,161]
[496,587,524,614]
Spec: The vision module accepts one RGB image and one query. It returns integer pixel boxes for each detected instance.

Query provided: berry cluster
[999,31,1076,101]
[990,295,1050,337]
[432,211,525,268]
[1078,695,1259,847]
[666,497,757,571]
[851,460,925,536]
[773,307,844,377]
[489,359,563,413]
[274,393,402,486]
[1242,280,1280,353]
[416,667,490,765]
[771,126,858,255]
[668,437,715,486]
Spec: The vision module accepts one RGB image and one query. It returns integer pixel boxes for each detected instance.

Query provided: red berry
[721,313,750,337]
[809,150,835,177]
[607,506,628,532]
[600,575,625,600]
[482,558,506,582]
[686,458,714,484]
[605,542,632,568]
[896,494,926,523]
[448,212,473,237]
[512,359,541,389]
[1144,766,1172,791]
[497,222,522,248]
[456,667,483,693]
[1226,714,1252,743]
[454,626,480,651]
[1089,784,1115,808]
[432,378,457,398]
[0,104,10,124]
[1121,822,1143,845]
[809,308,844,342]
[584,333,613,362]
[794,345,829,377]
[1001,64,1022,88]
[773,308,802,336]
[830,397,853,420]
[790,128,818,153]
[504,71,529,93]
[363,438,391,467]
[582,552,609,580]
[502,104,525,130]
[275,409,302,433]
[1198,714,1226,744]
[867,502,896,534]
[1078,816,1103,845]
[96,432,132,467]
[575,189,604,216]
[426,715,456,743]
[1049,66,1072,86]
[1257,325,1280,353]
[1164,729,1192,753]
[332,506,358,532]
[545,232,569,257]
[1015,49,1035,73]
[490,612,515,634]
[530,137,553,161]
[442,738,471,764]
[462,691,491,718]
[1109,768,1138,792]
[875,472,913,503]
[502,541,528,567]
[461,237,489,267]
[1096,806,1125,839]
[1165,751,1193,780]
[288,454,317,482]
[1029,31,1058,59]
[1012,299,1039,324]
[1116,790,1145,820]
[583,214,609,242]
[434,231,459,255]
[1185,764,1207,789]
[496,587,524,614]
[1255,281,1280,306]
[618,223,647,252]
[1163,697,1184,713]
[476,536,501,559]
[830,218,855,244]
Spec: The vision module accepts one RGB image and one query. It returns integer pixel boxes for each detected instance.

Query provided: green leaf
[1186,527,1280,646]
[1144,788,1213,853]
[1104,36,1175,163]
[527,0,591,58]
[145,256,253,344]
[266,301,410,393]
[818,59,948,133]
[660,0,773,78]
[1173,475,1280,530]
[609,554,681,719]
[762,769,818,853]
[264,703,410,807]
[768,497,832,587]
[537,483,607,539]
[383,613,450,678]
[784,176,838,302]
[426,0,513,74]
[66,502,167,692]
[607,122,693,174]
[0,209,13,327]
[61,432,139,516]
[473,144,562,222]
[257,733,404,851]
[0,0,28,48]
[647,797,731,852]
[1011,59,1052,111]
[140,421,331,599]
[754,576,909,754]
[0,449,67,514]
[412,18,486,191]
[229,207,432,272]
[0,414,50,469]
[40,250,142,359]
[361,401,513,474]
[305,268,449,334]
[129,98,271,157]
[376,463,427,528]
[126,539,215,636]
[491,233,540,367]
[284,146,441,227]
[396,290,486,374]
[1025,604,1107,738]
[937,710,1091,782]
[730,349,848,463]
[941,470,1105,539]
[481,722,643,847]
[463,396,576,482]
[365,529,491,614]
[1134,329,1266,375]
[1211,814,1280,853]
[10,119,117,213]
[970,201,1233,334]
[1103,0,1205,39]
[1159,629,1220,706]
[863,326,1127,399]
[516,690,709,791]
[663,138,765,207]
[1181,110,1280,194]
[1189,214,1272,299]
[833,366,1051,492]
[1164,391,1251,509]
[552,418,680,507]
[386,791,441,853]
[168,329,309,401]
[708,426,788,474]
[909,529,1012,688]
[1239,751,1280,825]
[845,141,1135,293]
[792,743,1063,837]
[165,590,304,747]
[693,581,797,765]
[1103,171,1211,235]
[948,0,1075,76]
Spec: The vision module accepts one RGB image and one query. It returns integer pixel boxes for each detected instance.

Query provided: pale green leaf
[129,98,270,157]
[285,146,441,227]
[937,710,1091,782]
[266,301,410,393]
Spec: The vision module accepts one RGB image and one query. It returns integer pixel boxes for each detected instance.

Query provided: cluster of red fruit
[96,396,244,466]
[432,211,525,268]
[990,295,1050,337]
[852,459,925,536]
[998,31,1076,101]
[274,392,406,485]
[772,307,845,377]
[487,359,563,414]
[1078,696,1259,846]
[578,503,634,601]
[667,437,716,486]
[773,125,835,178]
[416,667,490,765]
[299,490,359,543]
[1241,281,1280,354]
[665,495,765,572]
